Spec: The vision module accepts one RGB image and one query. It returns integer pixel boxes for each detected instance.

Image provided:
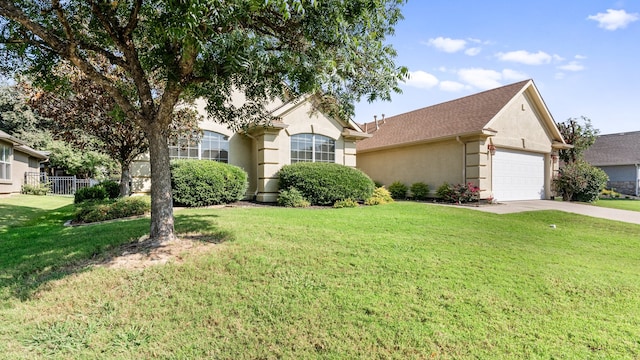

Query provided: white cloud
[425,37,467,53]
[502,69,529,81]
[496,50,554,65]
[458,68,503,89]
[588,9,639,30]
[575,54,587,60]
[439,81,467,92]
[558,61,585,72]
[555,72,566,80]
[405,70,439,89]
[465,47,481,56]
[456,68,529,90]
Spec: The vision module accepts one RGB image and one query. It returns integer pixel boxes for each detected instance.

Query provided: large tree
[0,0,408,242]
[25,62,202,197]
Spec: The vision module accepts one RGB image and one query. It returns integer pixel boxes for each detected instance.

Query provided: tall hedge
[278,162,375,205]
[171,160,248,207]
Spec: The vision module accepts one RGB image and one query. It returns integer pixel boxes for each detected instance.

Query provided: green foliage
[277,188,310,208]
[556,116,599,164]
[410,182,430,200]
[73,196,151,223]
[171,160,248,207]
[436,182,480,203]
[365,186,394,205]
[74,186,108,204]
[600,188,622,199]
[388,181,408,199]
[333,198,359,208]
[553,160,608,203]
[21,183,50,195]
[99,180,120,199]
[278,162,375,206]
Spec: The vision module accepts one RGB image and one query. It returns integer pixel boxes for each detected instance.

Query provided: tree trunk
[147,122,176,242]
[119,162,132,197]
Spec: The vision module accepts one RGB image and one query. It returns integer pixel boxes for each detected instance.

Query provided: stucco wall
[357,140,464,191]
[0,145,41,194]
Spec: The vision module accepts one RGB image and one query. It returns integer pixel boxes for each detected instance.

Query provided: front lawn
[595,198,640,212]
[1,198,639,358]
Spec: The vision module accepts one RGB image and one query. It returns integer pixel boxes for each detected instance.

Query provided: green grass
[1,199,639,358]
[595,198,640,212]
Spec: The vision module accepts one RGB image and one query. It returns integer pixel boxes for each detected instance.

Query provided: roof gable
[357,80,564,152]
[584,131,640,166]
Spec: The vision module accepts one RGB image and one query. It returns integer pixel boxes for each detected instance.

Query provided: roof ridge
[359,79,531,125]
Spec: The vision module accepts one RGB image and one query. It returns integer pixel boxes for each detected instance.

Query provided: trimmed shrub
[74,186,108,204]
[74,196,151,223]
[388,181,408,199]
[365,186,394,205]
[278,162,374,206]
[436,182,479,203]
[21,183,50,195]
[436,183,453,201]
[171,160,248,207]
[333,198,359,208]
[100,179,121,199]
[277,188,310,208]
[553,160,608,203]
[410,182,430,200]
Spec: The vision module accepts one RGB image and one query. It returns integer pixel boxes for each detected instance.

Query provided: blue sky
[354,1,640,135]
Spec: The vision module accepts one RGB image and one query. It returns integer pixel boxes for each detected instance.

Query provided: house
[131,94,370,202]
[583,131,640,196]
[356,79,571,202]
[0,129,48,195]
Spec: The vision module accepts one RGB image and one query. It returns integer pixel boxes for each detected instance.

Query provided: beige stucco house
[132,94,370,202]
[0,129,48,195]
[357,80,570,202]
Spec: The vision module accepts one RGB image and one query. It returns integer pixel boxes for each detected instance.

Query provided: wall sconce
[487,144,496,155]
[551,154,558,164]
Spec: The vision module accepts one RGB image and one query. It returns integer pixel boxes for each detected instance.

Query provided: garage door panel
[493,149,545,201]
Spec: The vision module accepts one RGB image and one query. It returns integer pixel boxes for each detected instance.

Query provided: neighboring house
[583,131,640,196]
[0,129,48,195]
[356,79,571,202]
[131,94,370,202]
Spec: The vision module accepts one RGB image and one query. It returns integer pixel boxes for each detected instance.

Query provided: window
[291,134,335,163]
[0,144,11,180]
[169,130,229,163]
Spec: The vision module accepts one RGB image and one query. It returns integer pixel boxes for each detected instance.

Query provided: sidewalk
[457,200,640,225]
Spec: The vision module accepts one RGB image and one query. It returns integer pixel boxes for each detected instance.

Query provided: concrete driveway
[460,200,640,225]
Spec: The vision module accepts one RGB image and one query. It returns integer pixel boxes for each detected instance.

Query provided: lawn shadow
[0,211,225,304]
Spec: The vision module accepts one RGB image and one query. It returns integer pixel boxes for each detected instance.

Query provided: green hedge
[74,196,150,223]
[171,159,248,207]
[278,162,375,206]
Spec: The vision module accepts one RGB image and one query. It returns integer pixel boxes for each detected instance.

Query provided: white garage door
[492,149,545,201]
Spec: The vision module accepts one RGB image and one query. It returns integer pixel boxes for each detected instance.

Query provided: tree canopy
[0,0,408,242]
[556,116,599,164]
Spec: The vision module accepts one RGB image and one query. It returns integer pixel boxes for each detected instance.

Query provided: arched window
[291,134,335,163]
[169,130,229,163]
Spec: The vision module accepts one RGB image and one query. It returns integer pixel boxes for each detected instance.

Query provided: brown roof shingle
[357,80,531,152]
[583,131,640,166]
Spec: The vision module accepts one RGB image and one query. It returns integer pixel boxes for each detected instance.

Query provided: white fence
[24,172,99,195]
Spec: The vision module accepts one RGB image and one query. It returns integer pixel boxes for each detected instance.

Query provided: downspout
[636,164,639,197]
[456,136,466,183]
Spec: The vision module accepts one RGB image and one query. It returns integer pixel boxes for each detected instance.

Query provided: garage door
[492,149,545,201]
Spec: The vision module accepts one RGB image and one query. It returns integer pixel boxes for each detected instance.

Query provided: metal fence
[24,172,98,195]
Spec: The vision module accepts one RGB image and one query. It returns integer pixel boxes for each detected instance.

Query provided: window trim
[169,130,229,163]
[290,133,336,164]
[0,143,12,181]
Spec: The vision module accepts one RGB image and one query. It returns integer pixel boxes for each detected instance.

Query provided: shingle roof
[583,131,640,166]
[0,129,49,159]
[357,80,532,152]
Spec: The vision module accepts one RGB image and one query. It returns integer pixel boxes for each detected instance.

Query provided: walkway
[459,200,640,225]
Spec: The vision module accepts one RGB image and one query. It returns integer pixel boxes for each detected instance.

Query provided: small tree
[556,116,599,164]
[552,160,608,202]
